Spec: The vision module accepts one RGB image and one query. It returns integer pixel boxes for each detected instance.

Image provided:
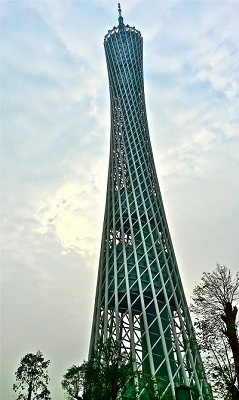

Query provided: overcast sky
[1,0,239,399]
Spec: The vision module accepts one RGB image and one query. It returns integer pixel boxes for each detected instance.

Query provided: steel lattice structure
[89,8,212,400]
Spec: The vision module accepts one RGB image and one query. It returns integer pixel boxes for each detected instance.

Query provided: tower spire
[118,2,122,16]
[118,3,124,26]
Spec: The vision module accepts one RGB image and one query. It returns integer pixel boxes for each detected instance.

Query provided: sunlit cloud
[34,179,102,258]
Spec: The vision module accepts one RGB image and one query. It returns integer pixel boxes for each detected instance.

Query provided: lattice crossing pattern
[89,11,212,400]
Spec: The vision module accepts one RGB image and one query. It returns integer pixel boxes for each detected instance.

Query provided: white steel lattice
[88,12,212,400]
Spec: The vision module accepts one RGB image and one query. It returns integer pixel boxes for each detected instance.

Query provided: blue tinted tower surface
[88,6,212,400]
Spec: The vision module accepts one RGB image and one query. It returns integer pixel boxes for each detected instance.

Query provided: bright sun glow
[34,180,102,257]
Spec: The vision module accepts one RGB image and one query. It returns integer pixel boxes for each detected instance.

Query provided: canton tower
[89,5,212,399]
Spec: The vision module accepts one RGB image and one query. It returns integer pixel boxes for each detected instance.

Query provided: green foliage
[13,350,51,400]
[191,264,239,400]
[92,337,133,399]
[136,373,160,400]
[62,365,83,400]
[62,337,133,400]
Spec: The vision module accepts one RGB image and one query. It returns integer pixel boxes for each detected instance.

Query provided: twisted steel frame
[88,12,212,400]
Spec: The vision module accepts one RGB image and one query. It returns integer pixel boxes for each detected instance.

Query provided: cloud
[1,225,96,399]
[34,159,107,259]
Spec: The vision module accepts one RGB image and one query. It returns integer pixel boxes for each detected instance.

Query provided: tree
[13,350,51,400]
[191,264,239,400]
[61,365,83,400]
[62,337,133,400]
[135,373,160,400]
[90,337,133,400]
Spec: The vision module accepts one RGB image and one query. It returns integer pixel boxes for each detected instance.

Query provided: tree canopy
[62,337,133,400]
[13,350,51,400]
[191,264,239,399]
[62,365,83,400]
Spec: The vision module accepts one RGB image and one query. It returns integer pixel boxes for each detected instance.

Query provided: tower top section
[104,5,141,42]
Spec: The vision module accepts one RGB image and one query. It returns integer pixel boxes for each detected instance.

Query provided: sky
[1,0,239,398]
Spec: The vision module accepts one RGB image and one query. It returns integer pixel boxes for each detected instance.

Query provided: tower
[89,5,212,399]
